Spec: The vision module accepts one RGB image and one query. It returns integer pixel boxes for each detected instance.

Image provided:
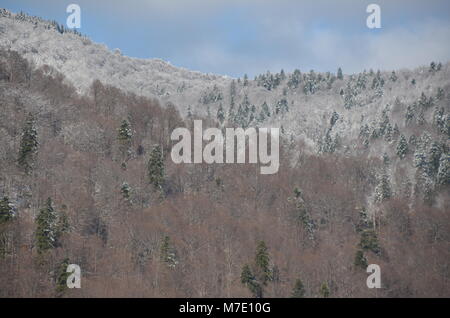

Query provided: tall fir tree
[254,241,271,285]
[291,279,306,298]
[55,258,70,295]
[437,153,450,185]
[18,112,38,174]
[396,134,408,159]
[319,282,330,298]
[337,67,343,80]
[35,197,58,254]
[374,173,392,202]
[148,145,165,192]
[0,196,14,224]
[241,264,262,298]
[160,235,178,268]
[217,103,225,124]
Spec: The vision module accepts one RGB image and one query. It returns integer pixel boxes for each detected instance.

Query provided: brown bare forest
[0,50,449,297]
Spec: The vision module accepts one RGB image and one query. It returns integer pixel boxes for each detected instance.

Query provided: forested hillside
[0,9,449,297]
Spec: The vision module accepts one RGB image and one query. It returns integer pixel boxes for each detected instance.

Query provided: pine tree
[396,135,408,159]
[330,111,339,127]
[254,241,271,285]
[18,112,38,174]
[241,264,262,297]
[427,142,442,177]
[217,103,225,124]
[337,67,343,80]
[319,282,330,298]
[148,145,165,191]
[374,173,392,202]
[291,279,306,298]
[243,74,249,86]
[389,71,398,82]
[160,235,178,268]
[121,182,132,203]
[118,119,132,142]
[55,258,70,294]
[359,229,380,254]
[287,69,302,89]
[35,197,58,253]
[354,250,368,269]
[0,196,14,224]
[437,153,450,185]
[118,119,132,163]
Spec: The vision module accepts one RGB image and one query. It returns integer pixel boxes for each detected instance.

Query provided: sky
[2,0,450,77]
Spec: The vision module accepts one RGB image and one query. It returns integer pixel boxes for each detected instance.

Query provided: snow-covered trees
[118,119,132,142]
[337,67,343,80]
[0,197,14,224]
[389,71,398,82]
[437,152,450,185]
[121,182,132,203]
[200,85,223,104]
[118,119,133,163]
[427,142,443,177]
[374,173,392,203]
[18,112,38,174]
[396,135,408,159]
[216,103,225,124]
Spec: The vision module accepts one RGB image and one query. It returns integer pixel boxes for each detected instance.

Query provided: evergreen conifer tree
[148,145,165,192]
[319,282,330,298]
[291,279,306,298]
[35,197,58,253]
[0,196,14,224]
[396,135,408,159]
[18,112,38,174]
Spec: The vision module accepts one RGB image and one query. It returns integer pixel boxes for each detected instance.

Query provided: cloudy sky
[3,0,450,77]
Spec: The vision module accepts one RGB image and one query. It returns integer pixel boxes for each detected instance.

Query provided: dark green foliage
[18,112,38,174]
[390,71,397,82]
[291,279,306,298]
[148,145,165,191]
[241,264,262,297]
[337,67,343,80]
[121,182,132,203]
[359,229,380,254]
[160,236,178,268]
[330,111,339,127]
[55,258,70,294]
[0,196,14,224]
[35,198,58,254]
[354,250,368,269]
[118,119,132,142]
[254,241,272,285]
[319,282,330,298]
